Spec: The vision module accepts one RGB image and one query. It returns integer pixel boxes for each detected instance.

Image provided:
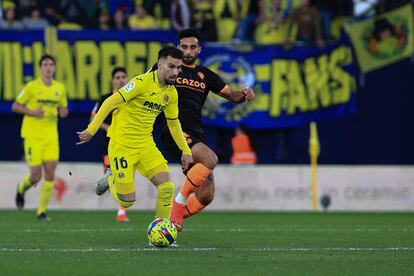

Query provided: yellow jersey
[128,15,156,29]
[108,70,179,148]
[16,78,67,139]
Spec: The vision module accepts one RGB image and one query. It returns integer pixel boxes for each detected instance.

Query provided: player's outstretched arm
[219,86,255,103]
[90,113,110,132]
[76,92,124,145]
[76,130,92,145]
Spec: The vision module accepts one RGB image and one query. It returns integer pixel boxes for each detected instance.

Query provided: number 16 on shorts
[111,156,131,183]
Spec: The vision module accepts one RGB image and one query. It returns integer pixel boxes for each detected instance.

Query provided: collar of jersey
[152,70,159,84]
[37,77,54,87]
[182,63,196,68]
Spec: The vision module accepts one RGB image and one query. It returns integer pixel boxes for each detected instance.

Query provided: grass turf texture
[0,211,413,275]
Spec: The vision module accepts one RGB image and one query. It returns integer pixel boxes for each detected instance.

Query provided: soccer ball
[147,218,177,247]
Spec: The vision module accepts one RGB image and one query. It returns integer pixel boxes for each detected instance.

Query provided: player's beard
[182,55,196,65]
[165,76,176,85]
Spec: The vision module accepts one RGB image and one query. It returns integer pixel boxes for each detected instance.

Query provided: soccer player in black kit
[167,28,255,231]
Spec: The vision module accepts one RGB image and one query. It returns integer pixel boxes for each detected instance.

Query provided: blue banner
[0,30,357,129]
[198,36,357,129]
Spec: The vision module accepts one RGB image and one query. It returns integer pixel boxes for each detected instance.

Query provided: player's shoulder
[167,84,178,94]
[196,64,218,78]
[134,71,154,83]
[120,72,155,94]
[24,79,39,89]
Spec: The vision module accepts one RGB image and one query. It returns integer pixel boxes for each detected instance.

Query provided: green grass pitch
[1,211,413,275]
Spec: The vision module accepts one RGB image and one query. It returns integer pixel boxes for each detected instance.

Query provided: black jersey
[174,64,227,134]
[151,63,227,160]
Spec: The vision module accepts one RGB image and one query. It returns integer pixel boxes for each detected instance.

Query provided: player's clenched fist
[181,154,193,173]
[76,130,92,145]
[242,87,255,101]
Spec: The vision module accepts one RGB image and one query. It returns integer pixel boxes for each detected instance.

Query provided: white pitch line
[1,247,414,253]
[0,227,412,233]
[20,228,139,233]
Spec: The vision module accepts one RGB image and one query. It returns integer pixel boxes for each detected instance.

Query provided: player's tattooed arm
[219,86,255,103]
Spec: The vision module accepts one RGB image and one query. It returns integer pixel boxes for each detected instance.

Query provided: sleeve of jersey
[118,77,144,102]
[163,88,179,120]
[207,68,227,95]
[164,89,191,155]
[86,92,124,136]
[15,84,32,104]
[58,84,68,108]
[167,119,192,155]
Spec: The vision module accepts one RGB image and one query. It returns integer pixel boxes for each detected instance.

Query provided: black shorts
[162,129,205,161]
[102,136,110,155]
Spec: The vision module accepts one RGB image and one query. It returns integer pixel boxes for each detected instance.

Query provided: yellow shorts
[108,139,169,194]
[24,137,59,167]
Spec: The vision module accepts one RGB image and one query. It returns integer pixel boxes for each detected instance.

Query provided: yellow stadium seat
[217,18,237,42]
[255,21,297,45]
[213,0,238,19]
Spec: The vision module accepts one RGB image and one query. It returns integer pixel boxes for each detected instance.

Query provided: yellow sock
[18,174,33,193]
[37,180,54,215]
[108,174,120,203]
[155,181,174,219]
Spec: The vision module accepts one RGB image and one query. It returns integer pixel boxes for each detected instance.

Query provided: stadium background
[0,0,412,166]
[0,1,413,274]
[0,0,413,211]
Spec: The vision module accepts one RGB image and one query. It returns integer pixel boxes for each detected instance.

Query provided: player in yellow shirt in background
[12,55,68,221]
[77,46,192,220]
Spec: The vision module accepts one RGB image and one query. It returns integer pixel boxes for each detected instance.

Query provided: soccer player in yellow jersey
[77,46,193,220]
[90,67,130,222]
[12,55,68,221]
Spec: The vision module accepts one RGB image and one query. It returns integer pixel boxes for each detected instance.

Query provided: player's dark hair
[178,28,201,42]
[158,45,183,60]
[39,54,55,66]
[111,67,127,79]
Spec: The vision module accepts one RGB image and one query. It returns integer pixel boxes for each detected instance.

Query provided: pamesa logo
[202,54,256,121]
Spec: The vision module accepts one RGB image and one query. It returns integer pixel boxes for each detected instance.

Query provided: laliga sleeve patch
[122,81,136,93]
[17,89,26,98]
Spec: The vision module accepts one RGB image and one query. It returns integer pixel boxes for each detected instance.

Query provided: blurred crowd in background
[0,0,411,45]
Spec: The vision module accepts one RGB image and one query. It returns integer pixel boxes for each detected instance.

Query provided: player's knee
[117,192,136,208]
[200,192,214,206]
[30,171,42,183]
[156,181,174,200]
[199,185,215,205]
[203,153,218,170]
